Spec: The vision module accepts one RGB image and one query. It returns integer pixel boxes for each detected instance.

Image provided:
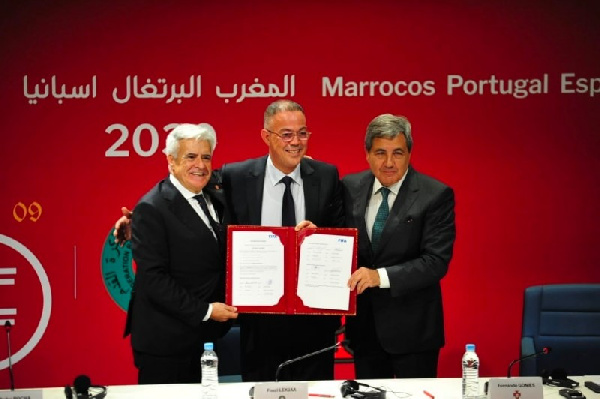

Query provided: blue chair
[520,284,600,376]
[216,324,242,382]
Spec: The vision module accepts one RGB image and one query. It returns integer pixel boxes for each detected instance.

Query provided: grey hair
[163,123,217,157]
[365,114,413,152]
[263,99,305,129]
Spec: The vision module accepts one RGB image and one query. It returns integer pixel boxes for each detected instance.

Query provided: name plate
[0,390,43,399]
[253,382,308,399]
[487,377,543,399]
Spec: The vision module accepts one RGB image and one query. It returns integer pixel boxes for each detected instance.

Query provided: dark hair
[365,114,412,152]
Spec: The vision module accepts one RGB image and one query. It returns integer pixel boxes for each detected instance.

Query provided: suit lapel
[204,187,227,246]
[246,157,267,225]
[353,172,375,259]
[160,177,215,240]
[204,187,226,223]
[300,160,319,222]
[376,167,419,251]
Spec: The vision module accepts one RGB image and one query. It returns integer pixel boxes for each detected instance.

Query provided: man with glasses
[114,100,344,382]
[221,99,344,382]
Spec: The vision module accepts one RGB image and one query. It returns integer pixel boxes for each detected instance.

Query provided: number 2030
[105,123,180,157]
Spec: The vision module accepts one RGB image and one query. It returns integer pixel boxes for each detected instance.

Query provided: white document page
[297,233,354,310]
[231,230,285,306]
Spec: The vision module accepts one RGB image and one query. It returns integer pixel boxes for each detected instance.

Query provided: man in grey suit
[221,100,344,382]
[344,114,456,379]
[125,123,238,384]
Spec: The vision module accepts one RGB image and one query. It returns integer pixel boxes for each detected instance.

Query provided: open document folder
[226,225,357,315]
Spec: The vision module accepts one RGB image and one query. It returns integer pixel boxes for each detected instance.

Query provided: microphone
[274,340,345,382]
[65,374,108,399]
[507,346,552,378]
[73,375,92,398]
[5,321,15,391]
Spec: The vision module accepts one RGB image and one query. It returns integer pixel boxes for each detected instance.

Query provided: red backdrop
[1,0,599,389]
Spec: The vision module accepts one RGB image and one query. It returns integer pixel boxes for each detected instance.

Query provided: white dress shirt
[261,156,306,226]
[365,171,408,289]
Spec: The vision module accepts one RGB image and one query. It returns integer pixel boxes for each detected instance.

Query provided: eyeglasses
[266,129,312,142]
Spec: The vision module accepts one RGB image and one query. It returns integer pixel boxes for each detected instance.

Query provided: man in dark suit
[344,114,456,379]
[220,99,344,382]
[125,123,238,384]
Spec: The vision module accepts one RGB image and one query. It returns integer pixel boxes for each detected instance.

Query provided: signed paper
[297,234,354,310]
[231,231,284,306]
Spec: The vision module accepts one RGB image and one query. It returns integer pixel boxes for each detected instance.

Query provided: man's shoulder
[301,157,339,174]
[411,168,452,191]
[136,177,173,207]
[221,156,267,175]
[224,155,267,168]
[342,169,371,184]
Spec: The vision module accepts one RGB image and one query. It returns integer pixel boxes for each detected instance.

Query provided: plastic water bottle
[462,343,479,399]
[201,342,219,399]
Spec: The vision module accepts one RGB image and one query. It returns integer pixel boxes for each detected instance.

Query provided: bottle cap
[204,342,214,350]
[466,344,476,351]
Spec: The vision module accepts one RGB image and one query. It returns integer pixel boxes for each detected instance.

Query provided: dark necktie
[194,194,223,243]
[280,176,296,227]
[371,187,390,252]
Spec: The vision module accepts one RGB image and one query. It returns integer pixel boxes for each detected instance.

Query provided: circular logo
[0,234,52,370]
[101,228,135,311]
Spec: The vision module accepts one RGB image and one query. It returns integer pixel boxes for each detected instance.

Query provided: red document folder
[226,225,357,315]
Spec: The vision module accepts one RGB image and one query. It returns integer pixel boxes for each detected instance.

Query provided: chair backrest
[216,324,242,382]
[520,284,600,376]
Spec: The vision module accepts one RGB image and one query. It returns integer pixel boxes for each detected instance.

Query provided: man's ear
[260,129,271,146]
[167,154,175,171]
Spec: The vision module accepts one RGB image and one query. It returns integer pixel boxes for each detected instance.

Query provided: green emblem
[101,228,135,311]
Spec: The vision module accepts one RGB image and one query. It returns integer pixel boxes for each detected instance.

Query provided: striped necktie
[371,187,390,252]
[194,194,223,243]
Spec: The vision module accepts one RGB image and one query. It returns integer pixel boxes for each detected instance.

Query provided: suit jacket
[220,156,344,349]
[124,176,229,356]
[342,166,456,355]
[221,156,344,227]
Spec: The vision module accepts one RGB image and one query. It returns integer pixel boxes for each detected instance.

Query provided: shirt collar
[266,156,301,186]
[169,174,204,199]
[371,169,408,197]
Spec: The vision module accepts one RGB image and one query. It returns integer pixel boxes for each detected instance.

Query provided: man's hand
[210,303,239,322]
[294,220,317,231]
[348,267,381,294]
[113,207,133,245]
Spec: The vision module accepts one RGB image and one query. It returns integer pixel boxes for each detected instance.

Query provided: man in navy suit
[221,100,344,382]
[124,123,238,384]
[344,114,456,378]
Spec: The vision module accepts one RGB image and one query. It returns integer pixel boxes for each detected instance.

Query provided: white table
[6,376,599,399]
